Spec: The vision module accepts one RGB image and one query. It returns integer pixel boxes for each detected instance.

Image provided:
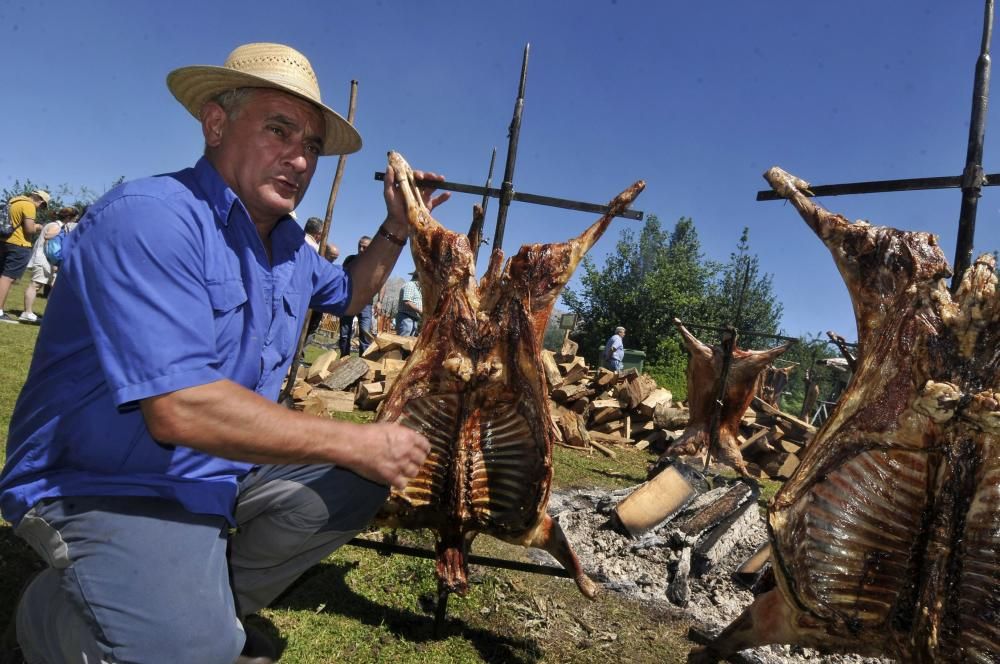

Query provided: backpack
[44,225,70,266]
[0,200,12,238]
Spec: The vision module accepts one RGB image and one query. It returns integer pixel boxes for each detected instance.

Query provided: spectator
[0,189,49,321]
[20,206,79,322]
[325,242,339,262]
[603,326,626,372]
[0,42,448,663]
[303,216,323,251]
[396,270,422,336]
[339,235,375,355]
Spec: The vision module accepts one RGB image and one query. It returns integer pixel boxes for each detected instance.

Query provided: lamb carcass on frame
[691,167,1000,662]
[374,152,645,599]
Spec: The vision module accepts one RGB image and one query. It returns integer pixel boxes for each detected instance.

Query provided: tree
[704,227,783,339]
[562,215,713,366]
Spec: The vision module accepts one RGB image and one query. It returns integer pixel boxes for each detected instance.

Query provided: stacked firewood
[284,332,417,415]
[543,336,814,482]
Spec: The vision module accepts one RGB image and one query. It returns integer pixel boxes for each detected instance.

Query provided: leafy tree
[562,215,713,369]
[703,227,783,340]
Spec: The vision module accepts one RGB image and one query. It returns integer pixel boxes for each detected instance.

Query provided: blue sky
[4,1,998,342]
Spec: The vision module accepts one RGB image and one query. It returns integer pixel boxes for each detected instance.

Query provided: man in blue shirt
[604,326,626,372]
[0,43,448,664]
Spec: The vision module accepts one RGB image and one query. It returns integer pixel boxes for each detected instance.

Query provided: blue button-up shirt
[0,158,352,525]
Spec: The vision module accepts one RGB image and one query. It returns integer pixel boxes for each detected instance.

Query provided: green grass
[0,303,702,662]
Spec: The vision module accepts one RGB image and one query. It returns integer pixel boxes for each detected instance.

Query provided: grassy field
[0,286,744,662]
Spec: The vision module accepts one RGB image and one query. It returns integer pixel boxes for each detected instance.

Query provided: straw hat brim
[166,65,361,156]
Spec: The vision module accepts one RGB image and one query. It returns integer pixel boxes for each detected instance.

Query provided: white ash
[534,487,894,664]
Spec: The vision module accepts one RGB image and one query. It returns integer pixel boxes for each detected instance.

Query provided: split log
[637,388,673,419]
[738,427,774,458]
[559,358,589,386]
[362,332,417,358]
[590,401,625,426]
[591,367,618,390]
[692,489,761,577]
[616,372,658,411]
[752,396,816,438]
[302,389,356,415]
[318,356,371,391]
[291,381,313,401]
[568,398,590,415]
[552,383,590,403]
[356,381,387,410]
[555,335,579,363]
[613,461,707,538]
[734,543,772,590]
[554,405,591,448]
[675,481,753,543]
[588,430,630,445]
[589,439,617,459]
[653,402,689,430]
[541,350,563,388]
[306,349,340,384]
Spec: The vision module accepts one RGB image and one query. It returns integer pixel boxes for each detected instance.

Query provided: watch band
[377,224,407,247]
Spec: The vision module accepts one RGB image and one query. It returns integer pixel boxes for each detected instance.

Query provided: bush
[645,361,687,402]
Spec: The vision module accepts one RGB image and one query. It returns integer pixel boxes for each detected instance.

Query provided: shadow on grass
[275,561,543,664]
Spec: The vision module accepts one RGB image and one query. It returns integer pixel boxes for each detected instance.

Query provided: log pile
[285,332,813,484]
[283,332,418,416]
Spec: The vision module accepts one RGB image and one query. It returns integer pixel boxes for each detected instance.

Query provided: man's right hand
[348,422,431,490]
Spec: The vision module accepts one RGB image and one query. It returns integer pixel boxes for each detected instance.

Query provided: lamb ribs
[374,151,645,599]
[691,167,1000,662]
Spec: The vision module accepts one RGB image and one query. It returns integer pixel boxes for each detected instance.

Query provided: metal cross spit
[758,0,995,294]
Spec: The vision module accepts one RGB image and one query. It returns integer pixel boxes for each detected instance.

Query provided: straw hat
[31,189,51,206]
[166,42,361,156]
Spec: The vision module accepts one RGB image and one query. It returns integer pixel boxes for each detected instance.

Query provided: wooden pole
[279,81,359,406]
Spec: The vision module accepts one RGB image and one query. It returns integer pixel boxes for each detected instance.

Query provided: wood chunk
[311,389,356,413]
[554,405,591,448]
[666,546,692,607]
[778,439,802,455]
[361,358,381,381]
[541,350,563,388]
[362,332,417,357]
[590,404,624,426]
[568,398,590,415]
[559,335,579,359]
[589,439,617,458]
[291,381,314,401]
[613,463,699,538]
[591,419,624,434]
[592,367,618,390]
[752,396,816,437]
[559,359,589,386]
[637,388,673,419]
[552,383,589,403]
[775,452,800,479]
[653,402,689,430]
[676,481,753,543]
[588,430,630,445]
[357,381,387,410]
[739,427,773,459]
[318,356,371,391]
[734,542,772,589]
[692,490,762,577]
[306,349,340,384]
[617,372,658,411]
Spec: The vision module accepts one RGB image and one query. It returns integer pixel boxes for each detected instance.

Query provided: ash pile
[537,462,892,664]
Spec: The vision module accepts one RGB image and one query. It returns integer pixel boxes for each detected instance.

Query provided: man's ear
[201,102,226,148]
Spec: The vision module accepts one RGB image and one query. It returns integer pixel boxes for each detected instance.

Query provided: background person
[0,189,49,321]
[21,206,79,322]
[338,235,376,356]
[603,325,626,372]
[395,270,422,336]
[0,42,448,664]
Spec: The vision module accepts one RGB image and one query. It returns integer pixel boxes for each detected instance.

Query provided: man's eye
[269,126,285,137]
[306,144,321,156]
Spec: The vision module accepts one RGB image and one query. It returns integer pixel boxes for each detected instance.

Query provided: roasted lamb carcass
[691,167,1000,662]
[375,152,644,599]
[659,319,793,475]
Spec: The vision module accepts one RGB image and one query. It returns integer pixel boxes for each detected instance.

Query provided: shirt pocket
[205,280,248,362]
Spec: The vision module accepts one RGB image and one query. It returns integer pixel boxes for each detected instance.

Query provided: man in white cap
[0,43,448,663]
[0,189,50,321]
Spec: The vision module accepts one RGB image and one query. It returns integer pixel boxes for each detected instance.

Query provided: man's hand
[348,422,431,490]
[382,164,450,234]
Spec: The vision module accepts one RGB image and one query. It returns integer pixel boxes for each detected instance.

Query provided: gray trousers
[12,463,388,664]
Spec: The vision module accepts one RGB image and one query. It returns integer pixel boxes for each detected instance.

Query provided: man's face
[206,89,325,225]
[358,238,370,253]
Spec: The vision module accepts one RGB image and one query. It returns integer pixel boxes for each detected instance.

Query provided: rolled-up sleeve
[66,195,226,407]
[307,251,352,315]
